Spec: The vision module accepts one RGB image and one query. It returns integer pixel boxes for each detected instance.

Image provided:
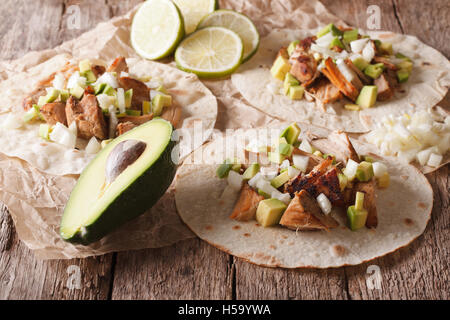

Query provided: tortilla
[175,123,433,268]
[231,28,450,133]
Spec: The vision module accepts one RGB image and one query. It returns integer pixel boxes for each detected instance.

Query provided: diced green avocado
[103,84,116,96]
[396,60,413,73]
[256,198,287,227]
[284,73,299,95]
[355,191,365,211]
[38,89,61,106]
[352,57,369,71]
[60,90,70,102]
[268,152,285,164]
[356,86,378,109]
[82,70,97,83]
[79,59,91,73]
[258,189,271,199]
[243,163,260,180]
[280,122,301,145]
[216,162,233,179]
[364,63,385,79]
[329,36,344,49]
[278,142,293,156]
[23,105,41,122]
[395,52,411,61]
[355,161,374,182]
[156,85,168,94]
[313,150,323,157]
[94,83,107,95]
[373,39,382,48]
[288,85,304,100]
[379,42,393,55]
[287,40,300,56]
[270,55,291,81]
[343,29,358,43]
[231,163,241,172]
[317,23,343,38]
[142,101,151,115]
[70,85,85,100]
[396,70,410,83]
[364,155,374,163]
[338,173,348,191]
[152,94,172,116]
[39,124,51,140]
[60,119,176,244]
[126,109,141,116]
[347,205,368,231]
[270,171,290,189]
[125,89,133,108]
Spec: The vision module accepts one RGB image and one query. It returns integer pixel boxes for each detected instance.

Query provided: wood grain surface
[0,0,448,300]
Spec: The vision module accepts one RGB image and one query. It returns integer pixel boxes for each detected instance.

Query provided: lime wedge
[197,9,260,62]
[175,27,243,78]
[131,0,184,60]
[173,0,218,34]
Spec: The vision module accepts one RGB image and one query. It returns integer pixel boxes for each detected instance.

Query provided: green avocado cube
[278,142,294,156]
[78,59,91,73]
[94,83,107,95]
[347,205,368,231]
[364,64,385,79]
[268,152,285,164]
[82,70,96,83]
[125,89,133,108]
[338,173,348,191]
[396,70,410,83]
[216,161,233,179]
[396,60,413,73]
[103,84,116,96]
[125,109,141,116]
[271,171,290,189]
[243,163,260,180]
[59,89,70,102]
[39,124,51,140]
[231,163,242,172]
[317,23,343,38]
[280,122,301,145]
[38,89,60,106]
[288,85,304,100]
[329,36,344,49]
[23,105,40,123]
[355,191,365,211]
[284,72,299,95]
[355,161,374,182]
[256,199,287,227]
[356,86,378,109]
[343,29,359,43]
[351,57,369,71]
[379,42,393,55]
[152,94,172,116]
[270,55,291,81]
[142,101,151,115]
[258,189,271,199]
[156,85,168,94]
[395,52,411,61]
[69,85,84,100]
[287,40,300,56]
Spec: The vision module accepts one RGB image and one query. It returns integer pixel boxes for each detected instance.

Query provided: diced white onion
[68,121,77,137]
[248,172,262,189]
[85,137,101,154]
[416,147,435,166]
[50,122,76,149]
[67,72,86,89]
[280,159,290,170]
[96,94,115,111]
[2,113,23,129]
[372,162,387,178]
[310,44,336,59]
[336,59,358,85]
[317,193,332,215]
[350,38,369,53]
[315,32,334,48]
[362,42,375,62]
[257,179,278,196]
[299,139,313,153]
[343,159,359,180]
[108,105,118,139]
[292,154,309,172]
[227,171,244,190]
[427,153,443,168]
[150,90,162,100]
[94,72,118,88]
[275,193,292,205]
[260,166,278,181]
[287,165,301,178]
[116,88,126,114]
[120,71,129,78]
[52,73,65,91]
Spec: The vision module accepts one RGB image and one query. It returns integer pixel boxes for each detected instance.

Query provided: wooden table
[0,0,448,300]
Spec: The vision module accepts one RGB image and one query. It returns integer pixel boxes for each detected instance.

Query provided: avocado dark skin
[62,139,176,245]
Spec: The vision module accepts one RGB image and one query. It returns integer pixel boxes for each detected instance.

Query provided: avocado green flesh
[60,119,176,244]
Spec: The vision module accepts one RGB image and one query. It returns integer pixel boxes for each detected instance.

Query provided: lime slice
[131,0,184,60]
[173,0,218,34]
[175,27,243,78]
[197,9,260,62]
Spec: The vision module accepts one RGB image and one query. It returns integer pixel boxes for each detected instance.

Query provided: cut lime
[175,27,243,78]
[173,0,218,34]
[197,9,260,62]
[131,0,185,60]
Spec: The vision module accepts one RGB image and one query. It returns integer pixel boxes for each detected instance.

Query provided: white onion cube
[372,162,387,178]
[288,166,301,178]
[427,153,443,168]
[299,139,313,153]
[292,154,309,172]
[227,171,244,190]
[343,159,359,180]
[85,137,101,154]
[317,193,332,215]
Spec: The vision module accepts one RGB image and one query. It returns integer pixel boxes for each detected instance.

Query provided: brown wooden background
[0,0,448,300]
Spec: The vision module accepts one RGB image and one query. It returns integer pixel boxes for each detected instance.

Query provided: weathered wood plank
[111,239,233,299]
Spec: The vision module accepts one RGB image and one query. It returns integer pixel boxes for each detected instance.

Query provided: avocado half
[60,119,176,245]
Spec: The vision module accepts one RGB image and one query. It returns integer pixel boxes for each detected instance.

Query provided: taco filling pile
[16,56,179,154]
[271,23,414,110]
[217,123,390,232]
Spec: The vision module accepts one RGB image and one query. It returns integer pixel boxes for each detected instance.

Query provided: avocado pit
[105,139,147,184]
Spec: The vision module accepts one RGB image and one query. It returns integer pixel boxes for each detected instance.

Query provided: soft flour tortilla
[175,124,433,268]
[0,54,217,175]
[231,28,450,133]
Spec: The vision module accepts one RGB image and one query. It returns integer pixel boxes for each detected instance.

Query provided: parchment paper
[0,0,354,259]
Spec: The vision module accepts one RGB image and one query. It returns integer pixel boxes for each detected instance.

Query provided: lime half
[173,0,218,34]
[175,27,244,78]
[131,0,184,60]
[197,9,260,62]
